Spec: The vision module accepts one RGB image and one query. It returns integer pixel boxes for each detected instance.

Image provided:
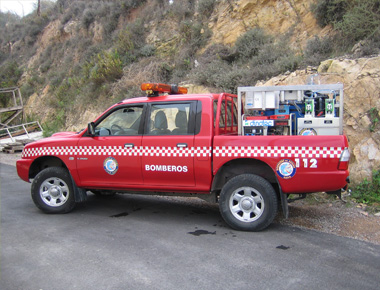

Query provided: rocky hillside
[207,0,329,47]
[23,0,329,129]
[1,0,380,184]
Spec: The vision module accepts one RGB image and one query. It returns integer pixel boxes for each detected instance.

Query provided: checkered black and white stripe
[22,146,212,158]
[213,146,343,159]
[22,145,342,159]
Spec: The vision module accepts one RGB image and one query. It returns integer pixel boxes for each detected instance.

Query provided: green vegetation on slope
[351,169,380,208]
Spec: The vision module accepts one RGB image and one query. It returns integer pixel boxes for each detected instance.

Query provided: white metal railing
[0,121,43,143]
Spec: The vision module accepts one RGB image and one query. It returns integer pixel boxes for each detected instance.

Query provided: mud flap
[279,189,289,219]
[275,176,289,219]
[326,189,342,200]
[70,175,87,203]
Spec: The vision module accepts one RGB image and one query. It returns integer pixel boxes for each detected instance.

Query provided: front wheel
[31,167,76,214]
[219,174,278,231]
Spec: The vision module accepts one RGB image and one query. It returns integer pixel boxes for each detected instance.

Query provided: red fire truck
[16,83,350,231]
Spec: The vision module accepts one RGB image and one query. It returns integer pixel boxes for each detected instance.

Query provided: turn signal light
[141,83,188,96]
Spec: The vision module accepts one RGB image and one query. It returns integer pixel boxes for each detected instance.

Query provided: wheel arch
[29,156,69,180]
[29,156,87,203]
[211,158,278,193]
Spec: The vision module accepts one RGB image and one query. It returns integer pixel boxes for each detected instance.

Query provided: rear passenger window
[148,103,191,135]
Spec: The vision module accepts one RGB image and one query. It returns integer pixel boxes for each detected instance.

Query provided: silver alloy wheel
[229,186,264,222]
[39,177,70,207]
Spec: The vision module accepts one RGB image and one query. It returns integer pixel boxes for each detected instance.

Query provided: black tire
[31,167,76,214]
[219,174,278,231]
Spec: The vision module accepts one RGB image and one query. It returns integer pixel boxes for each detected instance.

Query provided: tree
[37,0,41,16]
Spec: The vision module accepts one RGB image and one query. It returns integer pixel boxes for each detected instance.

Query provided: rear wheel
[31,167,76,214]
[219,174,278,231]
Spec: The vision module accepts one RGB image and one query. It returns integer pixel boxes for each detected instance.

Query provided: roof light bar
[141,83,188,96]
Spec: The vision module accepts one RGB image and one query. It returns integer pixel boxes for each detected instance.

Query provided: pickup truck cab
[17,83,350,231]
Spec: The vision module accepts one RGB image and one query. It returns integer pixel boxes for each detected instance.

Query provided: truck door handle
[124,143,134,148]
[177,143,188,148]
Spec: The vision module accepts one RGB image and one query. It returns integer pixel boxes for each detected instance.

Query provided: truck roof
[119,93,222,105]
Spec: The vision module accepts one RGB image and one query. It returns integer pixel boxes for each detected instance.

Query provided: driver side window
[95,106,143,136]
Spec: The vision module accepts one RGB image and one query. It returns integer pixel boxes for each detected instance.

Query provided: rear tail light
[338,148,350,170]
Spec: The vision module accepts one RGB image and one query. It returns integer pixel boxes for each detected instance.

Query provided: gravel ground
[277,196,380,245]
[0,151,21,166]
[2,151,379,245]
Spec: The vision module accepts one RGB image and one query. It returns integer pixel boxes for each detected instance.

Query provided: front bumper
[16,158,33,182]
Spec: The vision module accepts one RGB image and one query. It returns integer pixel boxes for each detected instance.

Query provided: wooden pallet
[2,142,24,154]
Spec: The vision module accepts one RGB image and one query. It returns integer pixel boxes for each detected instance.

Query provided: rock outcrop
[209,0,330,48]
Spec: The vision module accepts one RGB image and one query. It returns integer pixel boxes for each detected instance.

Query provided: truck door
[77,105,144,189]
[142,102,196,188]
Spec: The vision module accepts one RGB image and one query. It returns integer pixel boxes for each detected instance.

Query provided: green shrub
[120,0,148,12]
[82,43,106,63]
[191,29,300,92]
[199,44,235,63]
[313,0,380,46]
[20,82,35,100]
[0,51,5,63]
[139,44,156,57]
[60,1,86,25]
[0,60,23,89]
[304,36,335,66]
[179,20,210,53]
[116,28,135,54]
[48,70,67,88]
[115,20,147,63]
[169,0,195,20]
[369,107,379,132]
[351,169,380,205]
[312,0,350,27]
[357,38,380,57]
[48,78,77,109]
[335,0,380,42]
[192,60,241,93]
[99,3,122,37]
[84,50,123,86]
[197,0,216,18]
[42,109,66,137]
[20,14,50,46]
[82,8,96,29]
[234,28,270,59]
[240,30,299,79]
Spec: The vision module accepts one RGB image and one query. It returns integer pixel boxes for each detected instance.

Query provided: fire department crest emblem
[299,128,317,136]
[103,157,119,175]
[276,159,296,179]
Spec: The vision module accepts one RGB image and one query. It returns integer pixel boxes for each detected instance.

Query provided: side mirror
[87,122,96,136]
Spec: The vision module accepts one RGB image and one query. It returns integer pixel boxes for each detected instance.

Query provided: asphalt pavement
[1,162,380,290]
